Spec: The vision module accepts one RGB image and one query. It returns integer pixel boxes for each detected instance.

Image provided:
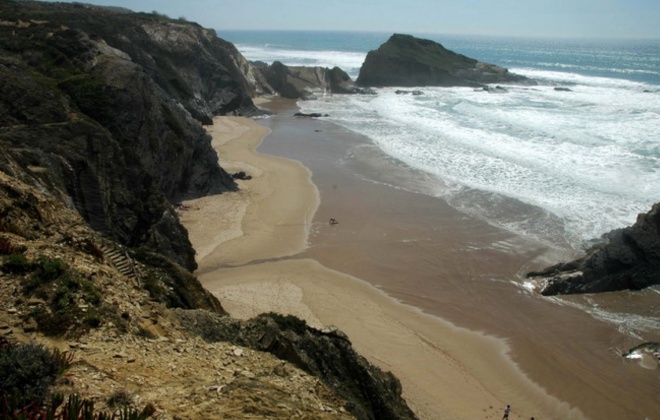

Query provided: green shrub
[106,389,133,410]
[29,306,76,337]
[17,254,108,337]
[23,255,68,294]
[0,343,59,407]
[1,392,154,419]
[35,255,67,281]
[1,254,32,274]
[0,343,151,419]
[265,312,308,335]
[82,312,102,328]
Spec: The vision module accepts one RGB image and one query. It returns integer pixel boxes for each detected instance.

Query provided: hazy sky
[43,0,660,39]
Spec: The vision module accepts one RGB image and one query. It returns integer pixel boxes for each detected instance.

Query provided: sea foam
[226,31,660,250]
[299,75,660,249]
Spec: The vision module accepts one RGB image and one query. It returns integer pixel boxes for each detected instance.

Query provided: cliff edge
[357,33,532,87]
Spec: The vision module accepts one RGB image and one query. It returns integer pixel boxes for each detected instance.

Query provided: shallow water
[298,83,660,250]
[257,106,660,420]
[223,30,660,251]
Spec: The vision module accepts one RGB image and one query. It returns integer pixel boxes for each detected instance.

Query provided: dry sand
[179,116,584,420]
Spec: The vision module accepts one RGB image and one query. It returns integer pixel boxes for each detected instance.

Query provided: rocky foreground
[0,1,415,418]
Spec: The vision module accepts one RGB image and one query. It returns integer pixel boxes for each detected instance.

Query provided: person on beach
[502,404,511,419]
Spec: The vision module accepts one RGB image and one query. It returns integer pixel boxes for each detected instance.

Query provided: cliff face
[357,34,532,87]
[2,1,269,121]
[0,1,266,270]
[529,203,660,295]
[0,2,417,418]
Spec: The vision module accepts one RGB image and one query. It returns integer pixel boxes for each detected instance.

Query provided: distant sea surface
[220,30,660,250]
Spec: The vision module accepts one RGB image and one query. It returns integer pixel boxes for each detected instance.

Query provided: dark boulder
[395,90,424,95]
[529,203,660,295]
[232,171,252,180]
[357,34,533,88]
[479,85,509,93]
[294,112,329,118]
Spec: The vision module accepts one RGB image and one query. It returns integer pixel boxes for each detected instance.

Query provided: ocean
[220,30,660,251]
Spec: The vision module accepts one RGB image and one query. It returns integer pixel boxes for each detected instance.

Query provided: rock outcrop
[256,61,374,100]
[356,34,532,88]
[0,172,351,418]
[176,310,418,420]
[2,1,270,121]
[529,203,660,295]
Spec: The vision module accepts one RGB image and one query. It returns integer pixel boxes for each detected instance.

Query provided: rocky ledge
[528,203,660,295]
[356,34,533,88]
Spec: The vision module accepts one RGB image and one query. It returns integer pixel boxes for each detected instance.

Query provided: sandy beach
[179,111,588,420]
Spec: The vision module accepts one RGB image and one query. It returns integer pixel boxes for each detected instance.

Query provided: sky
[41,0,660,39]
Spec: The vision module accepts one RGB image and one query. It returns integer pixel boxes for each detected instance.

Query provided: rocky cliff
[0,1,416,418]
[357,33,532,87]
[176,310,418,420]
[255,61,372,100]
[0,0,258,270]
[0,170,347,418]
[529,203,660,295]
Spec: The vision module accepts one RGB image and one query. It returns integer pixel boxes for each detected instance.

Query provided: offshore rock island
[356,33,533,87]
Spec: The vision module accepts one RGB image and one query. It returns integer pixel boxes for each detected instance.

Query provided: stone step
[98,241,140,285]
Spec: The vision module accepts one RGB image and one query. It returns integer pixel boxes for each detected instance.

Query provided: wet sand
[181,100,660,419]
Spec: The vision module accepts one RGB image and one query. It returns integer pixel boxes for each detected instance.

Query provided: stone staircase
[99,241,141,286]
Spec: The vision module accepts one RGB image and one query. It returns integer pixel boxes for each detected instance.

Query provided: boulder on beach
[528,203,660,295]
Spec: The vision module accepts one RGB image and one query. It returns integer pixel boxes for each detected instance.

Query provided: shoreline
[179,108,584,419]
